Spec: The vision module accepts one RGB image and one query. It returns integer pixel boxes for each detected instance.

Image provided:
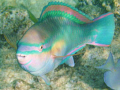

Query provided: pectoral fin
[65,56,75,67]
[41,75,50,85]
[54,58,62,69]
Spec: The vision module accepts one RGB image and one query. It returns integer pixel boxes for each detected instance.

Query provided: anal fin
[41,75,50,85]
[65,56,75,67]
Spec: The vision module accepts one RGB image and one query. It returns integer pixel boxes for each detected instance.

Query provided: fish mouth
[17,54,26,59]
[17,54,29,64]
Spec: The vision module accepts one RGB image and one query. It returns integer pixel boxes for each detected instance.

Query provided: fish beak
[17,54,26,62]
[16,54,29,64]
[17,54,26,59]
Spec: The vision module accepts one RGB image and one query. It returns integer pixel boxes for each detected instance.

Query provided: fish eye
[40,45,43,49]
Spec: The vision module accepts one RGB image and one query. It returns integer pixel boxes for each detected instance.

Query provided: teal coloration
[28,65,37,71]
[17,50,41,55]
[17,47,52,54]
[24,59,32,65]
[18,37,51,47]
[16,2,115,85]
[18,42,42,47]
[92,13,115,45]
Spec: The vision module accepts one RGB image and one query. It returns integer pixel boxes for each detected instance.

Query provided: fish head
[16,24,54,76]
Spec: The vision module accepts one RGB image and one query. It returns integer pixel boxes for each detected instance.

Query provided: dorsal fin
[39,2,93,24]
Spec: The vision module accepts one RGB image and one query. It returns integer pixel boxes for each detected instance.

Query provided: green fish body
[16,2,115,85]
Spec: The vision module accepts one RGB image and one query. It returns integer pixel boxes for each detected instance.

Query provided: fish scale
[16,2,115,85]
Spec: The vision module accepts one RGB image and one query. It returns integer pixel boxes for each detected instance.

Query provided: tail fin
[87,12,115,46]
[96,52,115,70]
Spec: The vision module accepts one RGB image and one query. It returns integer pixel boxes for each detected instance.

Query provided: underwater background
[0,0,120,90]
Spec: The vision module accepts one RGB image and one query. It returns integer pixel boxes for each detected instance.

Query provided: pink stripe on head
[42,5,92,23]
[93,13,113,21]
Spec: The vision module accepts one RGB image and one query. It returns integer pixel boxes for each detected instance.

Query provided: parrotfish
[97,52,120,90]
[16,2,115,85]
